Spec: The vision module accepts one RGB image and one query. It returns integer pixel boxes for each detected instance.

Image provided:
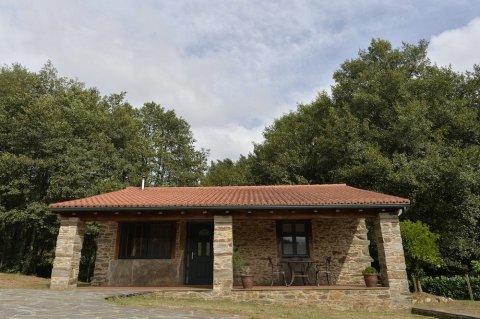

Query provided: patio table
[280,260,318,286]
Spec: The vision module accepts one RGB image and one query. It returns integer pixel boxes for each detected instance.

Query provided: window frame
[277,221,311,258]
[118,222,176,259]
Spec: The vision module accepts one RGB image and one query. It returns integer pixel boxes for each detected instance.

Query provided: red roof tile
[48,184,409,210]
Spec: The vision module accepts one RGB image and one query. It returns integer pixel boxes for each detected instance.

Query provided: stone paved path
[0,289,241,319]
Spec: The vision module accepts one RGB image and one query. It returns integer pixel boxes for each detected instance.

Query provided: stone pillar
[91,221,118,286]
[50,217,85,290]
[374,212,411,309]
[213,215,233,292]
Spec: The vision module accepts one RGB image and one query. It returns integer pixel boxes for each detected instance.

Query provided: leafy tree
[202,156,253,186]
[140,102,208,186]
[400,220,443,292]
[244,39,480,271]
[472,261,480,274]
[0,63,207,278]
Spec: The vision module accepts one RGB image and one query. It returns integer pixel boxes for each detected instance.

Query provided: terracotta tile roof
[48,184,409,210]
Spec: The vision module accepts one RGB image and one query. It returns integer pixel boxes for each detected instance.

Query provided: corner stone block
[213,215,233,292]
[50,217,85,290]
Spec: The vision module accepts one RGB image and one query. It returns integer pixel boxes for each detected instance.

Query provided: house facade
[49,184,412,310]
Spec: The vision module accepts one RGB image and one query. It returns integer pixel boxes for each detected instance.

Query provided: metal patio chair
[315,257,335,286]
[267,256,287,286]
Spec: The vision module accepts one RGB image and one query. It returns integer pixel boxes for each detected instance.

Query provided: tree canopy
[0,63,207,276]
[204,39,480,272]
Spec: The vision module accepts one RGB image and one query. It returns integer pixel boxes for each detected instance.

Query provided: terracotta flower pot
[363,274,378,287]
[241,275,254,289]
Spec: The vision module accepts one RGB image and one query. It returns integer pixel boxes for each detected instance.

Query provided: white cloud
[1,1,479,161]
[429,17,480,72]
[193,123,265,162]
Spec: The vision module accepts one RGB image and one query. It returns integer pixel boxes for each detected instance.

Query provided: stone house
[49,184,411,310]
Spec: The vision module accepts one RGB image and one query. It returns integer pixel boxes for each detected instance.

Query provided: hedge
[421,276,480,300]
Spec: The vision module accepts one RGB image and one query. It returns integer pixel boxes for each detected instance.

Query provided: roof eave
[49,202,410,212]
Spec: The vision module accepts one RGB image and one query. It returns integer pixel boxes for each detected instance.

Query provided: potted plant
[362,266,379,287]
[233,249,254,288]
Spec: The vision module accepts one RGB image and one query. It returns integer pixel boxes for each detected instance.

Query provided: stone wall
[91,221,118,286]
[151,287,394,311]
[232,219,277,285]
[312,218,371,285]
[232,217,371,286]
[51,217,85,289]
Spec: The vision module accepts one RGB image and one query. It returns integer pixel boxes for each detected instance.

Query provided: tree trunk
[22,227,37,273]
[466,274,474,301]
[412,274,418,293]
[416,277,423,293]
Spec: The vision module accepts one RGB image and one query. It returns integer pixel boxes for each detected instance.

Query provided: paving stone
[0,289,240,319]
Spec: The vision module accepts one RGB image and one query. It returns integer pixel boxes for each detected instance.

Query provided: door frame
[184,221,214,285]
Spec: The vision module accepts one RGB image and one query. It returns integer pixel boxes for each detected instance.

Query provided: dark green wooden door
[185,222,213,285]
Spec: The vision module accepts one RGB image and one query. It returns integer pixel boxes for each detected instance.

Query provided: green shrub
[362,266,378,274]
[421,276,480,300]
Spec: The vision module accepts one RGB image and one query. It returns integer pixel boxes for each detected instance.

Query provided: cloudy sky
[1,1,479,161]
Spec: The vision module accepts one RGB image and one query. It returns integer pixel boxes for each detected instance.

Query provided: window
[278,221,310,257]
[118,222,176,259]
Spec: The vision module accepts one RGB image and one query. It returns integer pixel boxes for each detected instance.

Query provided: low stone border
[412,307,480,319]
[105,290,153,300]
[119,286,408,311]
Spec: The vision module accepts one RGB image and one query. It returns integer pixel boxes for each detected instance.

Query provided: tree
[244,39,480,271]
[400,220,443,292]
[0,63,207,278]
[202,156,253,186]
[139,102,208,186]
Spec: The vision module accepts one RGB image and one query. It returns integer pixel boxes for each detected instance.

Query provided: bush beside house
[421,276,480,300]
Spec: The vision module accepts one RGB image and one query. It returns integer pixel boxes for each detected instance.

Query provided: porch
[48,184,411,310]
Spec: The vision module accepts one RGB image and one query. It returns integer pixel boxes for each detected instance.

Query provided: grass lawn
[111,295,426,319]
[0,272,50,289]
[416,300,480,317]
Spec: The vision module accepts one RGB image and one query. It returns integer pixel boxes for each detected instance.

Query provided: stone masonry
[374,212,411,309]
[50,217,85,289]
[313,218,372,285]
[152,287,394,311]
[91,221,118,286]
[213,215,233,292]
[232,218,371,286]
[232,219,277,285]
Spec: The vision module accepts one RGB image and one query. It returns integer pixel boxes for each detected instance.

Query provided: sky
[1,1,479,161]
